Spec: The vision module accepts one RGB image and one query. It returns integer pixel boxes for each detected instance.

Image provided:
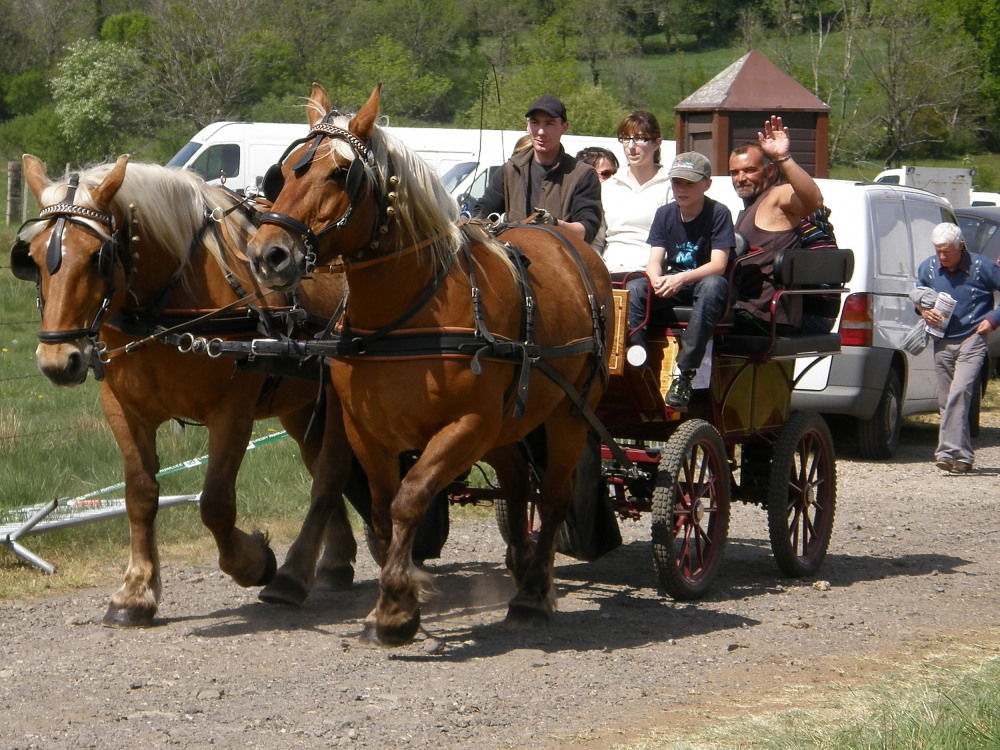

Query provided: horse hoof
[102,604,155,628]
[359,615,420,647]
[505,602,552,628]
[258,574,307,607]
[253,547,278,587]
[315,565,354,591]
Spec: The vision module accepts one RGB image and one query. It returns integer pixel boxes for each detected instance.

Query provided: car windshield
[440,162,477,193]
[166,141,202,168]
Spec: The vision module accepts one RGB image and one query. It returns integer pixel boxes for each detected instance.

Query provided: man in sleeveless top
[728,116,824,334]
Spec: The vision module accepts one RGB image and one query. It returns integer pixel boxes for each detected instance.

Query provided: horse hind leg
[484,443,536,588]
[505,419,590,628]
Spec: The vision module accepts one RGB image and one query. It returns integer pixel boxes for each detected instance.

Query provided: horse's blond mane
[38,161,253,272]
[321,111,515,276]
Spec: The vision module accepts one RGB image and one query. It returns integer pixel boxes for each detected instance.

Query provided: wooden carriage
[583,246,855,599]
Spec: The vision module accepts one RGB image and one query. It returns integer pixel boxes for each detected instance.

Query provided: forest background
[2,0,999,186]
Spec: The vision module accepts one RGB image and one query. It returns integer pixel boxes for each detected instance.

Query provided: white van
[165,122,513,194]
[708,178,968,459]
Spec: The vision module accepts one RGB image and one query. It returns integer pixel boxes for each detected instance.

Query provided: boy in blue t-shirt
[625,151,735,407]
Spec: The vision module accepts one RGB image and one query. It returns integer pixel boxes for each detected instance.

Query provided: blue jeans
[626,274,728,372]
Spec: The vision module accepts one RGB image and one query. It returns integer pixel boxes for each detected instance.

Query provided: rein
[98,291,263,361]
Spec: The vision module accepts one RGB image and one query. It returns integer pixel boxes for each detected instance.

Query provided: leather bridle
[256,119,394,270]
[9,176,131,345]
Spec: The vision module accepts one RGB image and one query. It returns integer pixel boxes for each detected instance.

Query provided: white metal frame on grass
[1,431,287,573]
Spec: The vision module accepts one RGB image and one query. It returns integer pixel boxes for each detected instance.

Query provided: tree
[142,0,272,128]
[947,0,1000,149]
[49,38,150,162]
[557,0,635,86]
[849,0,982,165]
[329,36,453,121]
[456,24,626,135]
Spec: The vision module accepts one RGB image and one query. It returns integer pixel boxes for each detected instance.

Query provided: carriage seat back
[717,247,854,359]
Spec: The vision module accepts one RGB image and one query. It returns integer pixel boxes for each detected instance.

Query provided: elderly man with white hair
[917,222,1000,472]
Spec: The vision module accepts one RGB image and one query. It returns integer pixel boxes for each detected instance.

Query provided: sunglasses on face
[598,170,616,178]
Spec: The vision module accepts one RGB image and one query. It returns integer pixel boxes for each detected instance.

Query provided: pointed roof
[675,51,829,112]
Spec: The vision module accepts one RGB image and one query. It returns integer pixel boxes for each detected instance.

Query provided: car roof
[955,206,1000,219]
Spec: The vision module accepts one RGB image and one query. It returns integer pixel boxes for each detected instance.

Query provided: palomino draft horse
[12,155,358,626]
[246,84,614,645]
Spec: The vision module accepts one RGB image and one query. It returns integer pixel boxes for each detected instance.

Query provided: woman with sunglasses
[601,111,672,274]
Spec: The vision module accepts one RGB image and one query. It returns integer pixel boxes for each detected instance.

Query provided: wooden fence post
[6,160,22,225]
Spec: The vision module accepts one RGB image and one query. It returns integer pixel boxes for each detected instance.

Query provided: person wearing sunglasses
[576,147,619,253]
[576,147,619,183]
[601,111,673,275]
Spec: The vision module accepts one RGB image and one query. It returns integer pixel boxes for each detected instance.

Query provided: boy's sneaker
[666,371,694,408]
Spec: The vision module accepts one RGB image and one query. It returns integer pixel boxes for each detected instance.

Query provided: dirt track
[1,418,999,749]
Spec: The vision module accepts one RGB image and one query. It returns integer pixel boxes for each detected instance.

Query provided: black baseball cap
[525,94,567,120]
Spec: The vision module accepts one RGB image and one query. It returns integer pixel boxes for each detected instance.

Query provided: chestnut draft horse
[246,84,614,646]
[11,155,359,626]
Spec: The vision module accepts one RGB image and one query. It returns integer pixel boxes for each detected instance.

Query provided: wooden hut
[674,51,830,177]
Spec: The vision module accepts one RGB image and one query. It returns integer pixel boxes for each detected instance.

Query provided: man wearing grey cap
[472,94,603,244]
[626,151,734,407]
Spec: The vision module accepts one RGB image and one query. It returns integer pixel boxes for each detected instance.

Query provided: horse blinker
[9,238,38,282]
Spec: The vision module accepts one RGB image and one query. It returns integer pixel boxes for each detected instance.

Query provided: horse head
[14,154,130,386]
[245,84,389,291]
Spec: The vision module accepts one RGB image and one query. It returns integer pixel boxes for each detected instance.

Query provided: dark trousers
[626,274,728,372]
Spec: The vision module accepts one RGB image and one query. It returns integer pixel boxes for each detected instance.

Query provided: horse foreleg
[200,411,276,589]
[261,393,357,606]
[366,423,490,647]
[100,391,162,627]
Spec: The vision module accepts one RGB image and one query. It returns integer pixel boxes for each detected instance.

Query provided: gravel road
[1,418,998,750]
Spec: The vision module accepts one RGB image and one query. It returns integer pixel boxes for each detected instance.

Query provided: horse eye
[328,167,348,183]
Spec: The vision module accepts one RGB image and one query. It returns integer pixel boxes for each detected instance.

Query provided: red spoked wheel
[651,419,731,600]
[767,411,836,577]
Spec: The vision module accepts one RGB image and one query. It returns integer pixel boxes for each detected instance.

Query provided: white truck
[874,165,975,208]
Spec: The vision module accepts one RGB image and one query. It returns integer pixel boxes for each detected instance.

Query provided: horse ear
[307,83,331,128]
[90,154,129,210]
[349,84,382,140]
[22,154,51,204]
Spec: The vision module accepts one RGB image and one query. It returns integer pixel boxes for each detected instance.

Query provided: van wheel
[856,369,902,459]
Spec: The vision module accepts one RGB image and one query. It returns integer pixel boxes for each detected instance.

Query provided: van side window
[872,199,909,278]
[904,200,953,271]
[190,144,241,181]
